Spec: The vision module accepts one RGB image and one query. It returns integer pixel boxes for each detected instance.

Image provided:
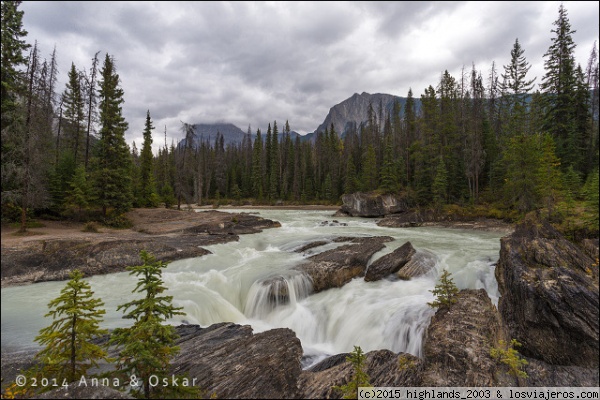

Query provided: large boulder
[396,250,437,280]
[495,217,599,367]
[365,241,416,282]
[421,289,512,386]
[339,192,408,217]
[172,323,303,399]
[295,236,393,293]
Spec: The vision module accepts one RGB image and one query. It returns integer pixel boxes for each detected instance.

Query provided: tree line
[1,1,598,232]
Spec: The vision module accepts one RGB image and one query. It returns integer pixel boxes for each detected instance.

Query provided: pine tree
[1,0,30,132]
[379,141,399,193]
[499,38,536,137]
[269,121,280,201]
[540,3,580,171]
[109,251,188,399]
[64,165,90,220]
[32,270,109,385]
[332,345,371,399]
[502,133,541,213]
[428,269,459,309]
[536,133,563,218]
[140,110,158,207]
[62,63,85,163]
[432,157,448,210]
[251,128,263,200]
[360,144,377,192]
[90,54,132,216]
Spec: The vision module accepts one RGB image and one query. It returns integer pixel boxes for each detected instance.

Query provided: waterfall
[1,209,503,366]
[244,272,313,318]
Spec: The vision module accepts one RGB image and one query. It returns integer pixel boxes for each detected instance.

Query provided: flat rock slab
[1,209,280,287]
[295,236,393,293]
[365,241,416,282]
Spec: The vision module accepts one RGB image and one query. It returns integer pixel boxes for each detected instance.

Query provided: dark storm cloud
[19,1,599,153]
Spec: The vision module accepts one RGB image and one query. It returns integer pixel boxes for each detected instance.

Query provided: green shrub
[490,339,528,378]
[82,222,100,233]
[101,215,133,229]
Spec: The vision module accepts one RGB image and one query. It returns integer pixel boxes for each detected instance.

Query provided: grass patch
[9,220,46,229]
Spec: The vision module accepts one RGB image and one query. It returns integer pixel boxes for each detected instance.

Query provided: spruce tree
[499,38,536,137]
[428,269,459,309]
[540,3,580,171]
[33,270,109,385]
[109,251,188,399]
[251,128,263,200]
[0,0,30,132]
[360,144,378,192]
[333,345,371,399]
[91,54,132,216]
[269,121,280,201]
[64,165,90,220]
[140,110,158,207]
[63,63,85,163]
[432,157,448,210]
[502,133,541,213]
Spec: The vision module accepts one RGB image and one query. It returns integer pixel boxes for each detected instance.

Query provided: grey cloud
[19,1,600,150]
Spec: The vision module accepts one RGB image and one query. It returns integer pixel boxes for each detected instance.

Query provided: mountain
[310,92,415,140]
[179,123,303,148]
[187,123,247,146]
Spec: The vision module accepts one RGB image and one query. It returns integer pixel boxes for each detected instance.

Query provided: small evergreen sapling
[32,269,110,385]
[490,339,529,378]
[109,251,198,399]
[333,345,372,399]
[428,269,459,309]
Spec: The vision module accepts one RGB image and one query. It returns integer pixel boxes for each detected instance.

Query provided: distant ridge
[179,122,302,148]
[310,92,413,140]
[178,92,421,147]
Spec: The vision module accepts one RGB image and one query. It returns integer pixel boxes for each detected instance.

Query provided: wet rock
[396,251,437,280]
[580,238,599,260]
[298,350,423,399]
[295,236,393,292]
[495,217,599,367]
[294,241,329,253]
[36,382,133,399]
[318,220,348,227]
[172,323,302,399]
[377,211,430,227]
[339,192,408,217]
[523,357,599,386]
[365,241,416,282]
[422,289,511,387]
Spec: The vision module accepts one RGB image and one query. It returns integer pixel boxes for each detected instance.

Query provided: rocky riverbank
[0,208,280,287]
[2,208,598,398]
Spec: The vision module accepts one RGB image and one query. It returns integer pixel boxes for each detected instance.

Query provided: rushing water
[0,209,504,367]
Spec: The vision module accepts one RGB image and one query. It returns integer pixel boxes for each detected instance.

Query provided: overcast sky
[20,1,599,153]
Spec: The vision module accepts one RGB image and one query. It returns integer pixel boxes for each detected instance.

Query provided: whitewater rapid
[0,209,503,367]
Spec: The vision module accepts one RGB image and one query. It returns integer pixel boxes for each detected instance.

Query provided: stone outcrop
[339,192,408,217]
[495,217,599,368]
[295,236,393,292]
[396,251,437,280]
[298,350,423,399]
[421,289,514,386]
[37,382,132,399]
[172,323,302,399]
[364,241,416,282]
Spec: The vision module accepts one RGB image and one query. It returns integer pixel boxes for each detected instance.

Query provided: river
[0,209,504,367]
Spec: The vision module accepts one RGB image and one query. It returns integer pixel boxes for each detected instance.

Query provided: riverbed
[0,209,504,366]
